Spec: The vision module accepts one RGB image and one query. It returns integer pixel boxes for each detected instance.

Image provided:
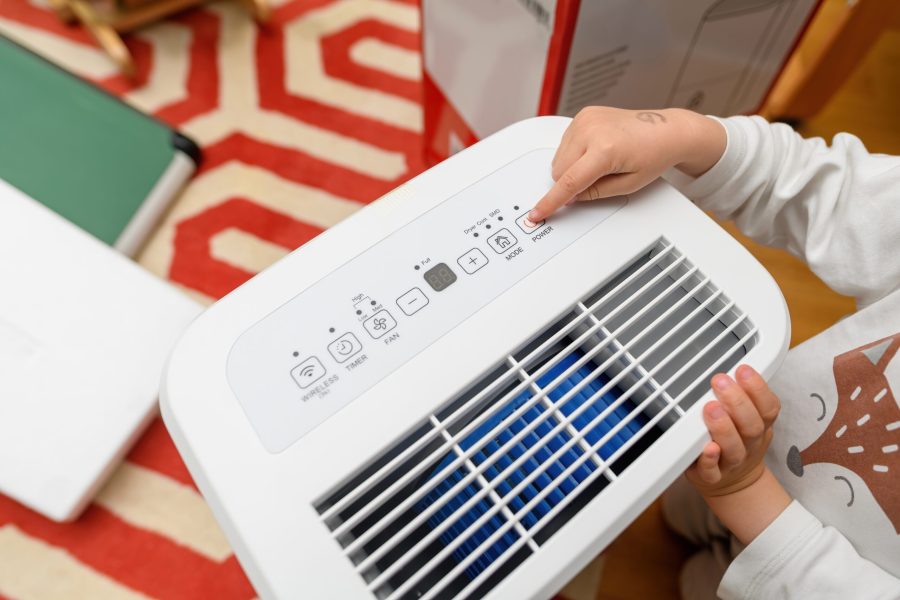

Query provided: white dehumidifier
[161,117,790,600]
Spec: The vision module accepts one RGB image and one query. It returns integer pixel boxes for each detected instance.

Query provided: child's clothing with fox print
[665,116,900,599]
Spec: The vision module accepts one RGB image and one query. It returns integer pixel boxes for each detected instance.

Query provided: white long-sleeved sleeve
[717,501,900,599]
[665,117,900,597]
[664,115,900,307]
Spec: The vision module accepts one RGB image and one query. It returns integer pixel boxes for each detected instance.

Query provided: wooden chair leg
[763,0,900,121]
[46,0,77,24]
[69,0,136,78]
[241,0,270,23]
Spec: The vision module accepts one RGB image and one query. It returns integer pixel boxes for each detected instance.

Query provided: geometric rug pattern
[0,0,602,596]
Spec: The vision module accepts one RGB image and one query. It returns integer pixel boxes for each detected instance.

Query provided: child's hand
[528,106,726,222]
[686,365,781,498]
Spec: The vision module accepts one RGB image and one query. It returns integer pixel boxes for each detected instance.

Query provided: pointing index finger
[530,154,607,221]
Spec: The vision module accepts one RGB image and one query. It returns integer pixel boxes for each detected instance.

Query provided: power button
[516,212,545,234]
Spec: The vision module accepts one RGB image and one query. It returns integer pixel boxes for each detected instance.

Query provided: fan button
[363,309,397,339]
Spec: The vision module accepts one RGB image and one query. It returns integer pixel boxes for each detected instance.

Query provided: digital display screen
[423,262,457,292]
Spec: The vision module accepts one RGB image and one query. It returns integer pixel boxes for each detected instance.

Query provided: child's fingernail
[737,364,756,381]
[528,209,541,221]
[709,403,726,419]
[712,374,733,391]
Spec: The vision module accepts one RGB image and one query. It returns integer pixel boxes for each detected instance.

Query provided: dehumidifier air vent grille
[314,239,758,600]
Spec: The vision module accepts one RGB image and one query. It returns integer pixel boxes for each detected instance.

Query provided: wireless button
[290,356,327,389]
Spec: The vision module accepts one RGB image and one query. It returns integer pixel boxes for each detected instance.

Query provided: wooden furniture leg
[68,0,135,77]
[763,0,900,121]
[52,0,270,78]
[46,0,76,23]
[240,0,270,23]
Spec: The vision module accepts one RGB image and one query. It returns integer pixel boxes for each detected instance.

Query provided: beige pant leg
[678,541,732,600]
[661,475,730,545]
[661,476,744,599]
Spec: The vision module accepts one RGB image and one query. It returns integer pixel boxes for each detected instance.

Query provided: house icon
[487,228,518,254]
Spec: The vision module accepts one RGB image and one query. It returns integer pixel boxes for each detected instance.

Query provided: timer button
[327,332,362,363]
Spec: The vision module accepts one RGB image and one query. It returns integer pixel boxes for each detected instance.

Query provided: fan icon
[363,310,396,339]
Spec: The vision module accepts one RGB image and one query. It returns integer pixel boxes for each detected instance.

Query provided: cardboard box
[422,0,820,164]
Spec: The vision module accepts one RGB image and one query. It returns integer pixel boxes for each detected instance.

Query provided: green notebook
[0,35,199,255]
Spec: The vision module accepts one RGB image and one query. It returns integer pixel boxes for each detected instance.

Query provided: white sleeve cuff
[717,500,821,599]
[662,116,757,218]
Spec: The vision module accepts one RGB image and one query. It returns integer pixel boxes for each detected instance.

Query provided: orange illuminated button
[516,212,545,234]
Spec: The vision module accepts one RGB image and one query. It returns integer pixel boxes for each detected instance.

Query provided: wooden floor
[591,5,900,599]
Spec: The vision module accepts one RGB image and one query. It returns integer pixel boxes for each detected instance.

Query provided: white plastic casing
[0,180,201,521]
[161,117,789,600]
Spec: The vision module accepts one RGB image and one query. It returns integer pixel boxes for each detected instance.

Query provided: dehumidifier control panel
[227,149,627,452]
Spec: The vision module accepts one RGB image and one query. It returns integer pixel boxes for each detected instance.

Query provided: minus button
[396,287,429,316]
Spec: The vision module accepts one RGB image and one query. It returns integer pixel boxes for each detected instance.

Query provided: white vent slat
[347,294,654,556]
[314,239,760,600]
[332,250,685,544]
[433,422,540,554]
[339,298,614,549]
[439,327,758,600]
[354,272,716,577]
[343,256,692,555]
[525,324,759,536]
[518,357,607,469]
[369,286,733,594]
[382,301,748,600]
[317,243,677,525]
[369,310,711,592]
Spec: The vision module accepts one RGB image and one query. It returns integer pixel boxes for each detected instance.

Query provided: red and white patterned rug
[0,1,603,597]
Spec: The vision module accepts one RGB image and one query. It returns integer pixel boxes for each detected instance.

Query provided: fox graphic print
[762,309,900,583]
[786,334,900,533]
